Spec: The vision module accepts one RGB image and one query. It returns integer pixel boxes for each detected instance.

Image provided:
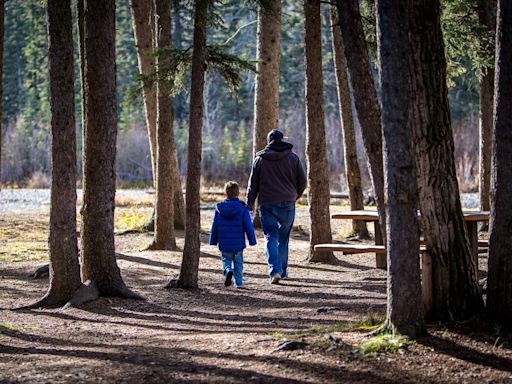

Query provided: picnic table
[329,210,489,269]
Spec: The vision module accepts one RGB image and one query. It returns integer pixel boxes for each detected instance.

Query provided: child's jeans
[221,251,243,287]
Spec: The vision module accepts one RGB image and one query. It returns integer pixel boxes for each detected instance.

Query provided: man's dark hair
[224,181,240,197]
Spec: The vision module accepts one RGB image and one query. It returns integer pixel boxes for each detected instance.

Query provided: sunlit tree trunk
[304,0,333,262]
[80,0,140,299]
[175,0,208,288]
[377,0,425,337]
[410,0,483,321]
[487,0,512,324]
[330,8,369,239]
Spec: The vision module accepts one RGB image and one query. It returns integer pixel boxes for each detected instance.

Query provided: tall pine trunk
[410,0,483,320]
[251,0,280,227]
[477,0,496,218]
[148,0,177,250]
[336,0,386,264]
[80,0,140,299]
[487,0,512,323]
[130,0,185,230]
[34,0,82,307]
[330,9,369,239]
[175,0,208,289]
[304,0,333,262]
[0,0,4,187]
[377,0,424,337]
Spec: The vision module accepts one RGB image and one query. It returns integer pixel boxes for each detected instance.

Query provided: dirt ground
[1,193,511,383]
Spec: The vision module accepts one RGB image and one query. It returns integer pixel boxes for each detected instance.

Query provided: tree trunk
[175,0,208,289]
[81,0,140,299]
[487,0,512,324]
[336,0,386,250]
[377,0,425,337]
[304,0,333,262]
[409,0,483,321]
[0,0,4,187]
[35,0,82,308]
[251,0,281,227]
[148,0,177,250]
[330,9,369,239]
[129,0,185,230]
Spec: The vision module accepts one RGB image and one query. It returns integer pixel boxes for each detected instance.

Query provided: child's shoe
[224,271,233,287]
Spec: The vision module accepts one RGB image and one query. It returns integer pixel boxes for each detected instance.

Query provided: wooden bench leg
[374,222,387,270]
[421,250,433,316]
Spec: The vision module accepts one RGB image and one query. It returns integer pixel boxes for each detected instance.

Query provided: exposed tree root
[63,281,100,308]
[116,228,146,236]
[145,241,179,252]
[30,264,50,279]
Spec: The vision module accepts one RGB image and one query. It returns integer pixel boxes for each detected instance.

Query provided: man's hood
[256,141,294,161]
[216,198,246,218]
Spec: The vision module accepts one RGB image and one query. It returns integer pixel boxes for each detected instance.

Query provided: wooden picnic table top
[331,210,490,222]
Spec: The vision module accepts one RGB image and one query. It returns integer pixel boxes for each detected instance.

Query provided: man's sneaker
[270,273,282,284]
[224,271,233,287]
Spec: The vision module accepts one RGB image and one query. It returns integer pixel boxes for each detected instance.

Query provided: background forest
[0,0,481,191]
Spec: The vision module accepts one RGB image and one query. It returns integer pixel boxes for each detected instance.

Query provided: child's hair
[224,181,240,197]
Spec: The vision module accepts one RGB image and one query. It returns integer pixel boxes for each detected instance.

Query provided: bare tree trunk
[147,0,177,250]
[0,0,4,187]
[410,0,483,321]
[477,0,496,221]
[80,0,141,299]
[251,0,280,227]
[336,0,386,262]
[304,0,333,262]
[130,0,185,230]
[175,0,208,289]
[32,0,82,308]
[487,0,512,324]
[330,9,369,239]
[377,0,425,337]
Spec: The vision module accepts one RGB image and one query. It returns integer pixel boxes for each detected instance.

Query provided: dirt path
[0,197,511,383]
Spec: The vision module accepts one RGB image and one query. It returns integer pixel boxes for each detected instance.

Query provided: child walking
[209,181,257,288]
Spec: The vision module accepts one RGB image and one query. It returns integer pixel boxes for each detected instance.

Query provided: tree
[336,0,386,268]
[409,0,483,321]
[147,0,178,250]
[477,0,496,218]
[251,0,281,227]
[80,0,141,300]
[487,0,512,324]
[329,8,369,239]
[26,0,82,308]
[377,0,425,337]
[129,0,185,230]
[173,0,209,289]
[304,0,333,262]
[0,0,4,187]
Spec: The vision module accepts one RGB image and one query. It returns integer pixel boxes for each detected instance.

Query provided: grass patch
[114,206,152,231]
[358,333,410,356]
[0,322,21,333]
[0,217,49,262]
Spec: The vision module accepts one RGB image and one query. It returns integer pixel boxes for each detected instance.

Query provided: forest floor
[0,189,511,384]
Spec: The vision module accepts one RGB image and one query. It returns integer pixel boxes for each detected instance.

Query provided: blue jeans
[221,251,244,287]
[259,202,295,277]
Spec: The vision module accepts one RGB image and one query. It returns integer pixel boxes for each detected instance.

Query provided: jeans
[259,202,295,277]
[221,251,244,287]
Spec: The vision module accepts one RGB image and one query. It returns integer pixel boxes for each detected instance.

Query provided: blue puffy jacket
[209,197,257,253]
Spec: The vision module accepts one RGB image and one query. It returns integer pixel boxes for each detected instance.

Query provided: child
[209,181,257,288]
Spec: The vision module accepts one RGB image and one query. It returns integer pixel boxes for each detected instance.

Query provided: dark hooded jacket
[246,141,307,211]
[209,197,257,253]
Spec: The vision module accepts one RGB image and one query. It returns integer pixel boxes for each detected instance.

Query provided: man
[247,129,307,284]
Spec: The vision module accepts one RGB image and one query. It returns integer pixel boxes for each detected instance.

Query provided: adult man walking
[247,129,307,284]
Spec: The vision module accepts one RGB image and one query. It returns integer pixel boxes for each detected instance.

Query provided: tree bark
[477,0,496,218]
[336,0,386,250]
[377,0,425,337]
[409,0,483,321]
[251,0,281,227]
[81,0,140,299]
[36,0,82,307]
[129,0,185,230]
[0,0,4,187]
[175,0,208,289]
[148,0,177,250]
[487,0,512,324]
[304,0,333,262]
[330,9,369,239]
